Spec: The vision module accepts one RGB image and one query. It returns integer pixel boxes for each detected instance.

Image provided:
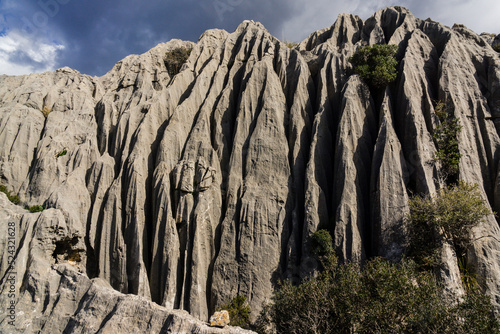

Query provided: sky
[0,0,499,77]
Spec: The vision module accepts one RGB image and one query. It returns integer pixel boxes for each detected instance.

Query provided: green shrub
[493,44,500,53]
[455,286,500,333]
[260,208,498,333]
[310,229,336,269]
[458,256,478,292]
[285,41,298,49]
[433,100,462,184]
[28,205,44,213]
[310,229,334,257]
[164,47,192,77]
[406,193,442,269]
[407,181,491,269]
[348,44,399,89]
[268,269,336,334]
[262,257,499,334]
[0,184,20,205]
[56,148,67,158]
[218,295,251,328]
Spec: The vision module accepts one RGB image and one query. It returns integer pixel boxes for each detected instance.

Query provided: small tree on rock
[349,44,399,90]
[407,182,491,274]
[218,295,251,328]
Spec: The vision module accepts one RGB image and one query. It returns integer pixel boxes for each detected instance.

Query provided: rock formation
[1,6,500,333]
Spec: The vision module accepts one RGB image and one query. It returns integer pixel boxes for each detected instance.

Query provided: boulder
[210,310,230,328]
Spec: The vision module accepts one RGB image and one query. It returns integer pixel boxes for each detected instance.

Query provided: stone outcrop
[1,7,500,332]
[0,193,253,334]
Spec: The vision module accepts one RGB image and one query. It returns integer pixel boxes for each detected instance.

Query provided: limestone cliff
[1,6,500,333]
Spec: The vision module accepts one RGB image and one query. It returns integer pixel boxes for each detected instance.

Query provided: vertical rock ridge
[395,29,439,195]
[212,56,290,318]
[333,75,376,264]
[273,46,315,277]
[370,89,409,261]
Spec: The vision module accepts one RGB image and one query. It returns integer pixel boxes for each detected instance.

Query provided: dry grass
[164,47,192,77]
[41,106,51,118]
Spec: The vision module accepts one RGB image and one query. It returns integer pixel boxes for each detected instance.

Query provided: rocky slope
[1,6,500,332]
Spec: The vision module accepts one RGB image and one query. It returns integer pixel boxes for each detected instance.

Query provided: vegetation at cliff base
[407,182,490,270]
[258,229,499,334]
[349,44,399,89]
[218,295,251,328]
[407,180,491,296]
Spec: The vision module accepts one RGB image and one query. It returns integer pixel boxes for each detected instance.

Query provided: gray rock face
[1,6,500,332]
[370,89,409,261]
[333,75,376,264]
[0,194,253,334]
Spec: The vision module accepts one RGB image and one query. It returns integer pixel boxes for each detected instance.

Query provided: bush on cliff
[407,182,491,271]
[349,44,399,89]
[432,100,462,184]
[218,295,251,328]
[164,47,192,77]
[0,184,20,205]
[28,204,44,213]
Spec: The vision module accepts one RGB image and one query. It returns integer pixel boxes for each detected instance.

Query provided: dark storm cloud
[1,0,296,76]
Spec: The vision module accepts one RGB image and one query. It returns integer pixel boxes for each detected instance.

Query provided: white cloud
[0,29,64,75]
[281,0,396,42]
[413,0,500,34]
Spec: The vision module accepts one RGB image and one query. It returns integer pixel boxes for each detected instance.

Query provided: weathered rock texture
[1,6,500,332]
